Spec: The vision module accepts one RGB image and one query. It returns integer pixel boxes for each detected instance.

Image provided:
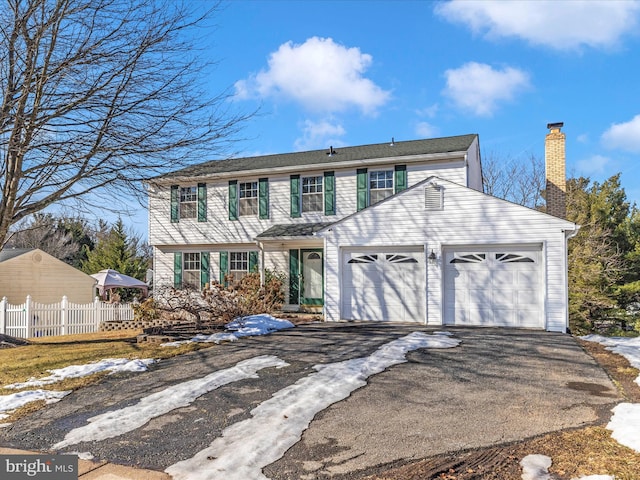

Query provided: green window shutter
[249,251,259,272]
[357,168,368,211]
[173,252,182,287]
[200,252,210,288]
[219,251,228,285]
[197,183,207,222]
[259,178,269,219]
[324,171,335,215]
[394,165,407,193]
[289,249,299,304]
[228,181,238,221]
[171,185,179,223]
[290,175,301,218]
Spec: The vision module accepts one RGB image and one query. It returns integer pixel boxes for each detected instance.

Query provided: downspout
[563,224,580,333]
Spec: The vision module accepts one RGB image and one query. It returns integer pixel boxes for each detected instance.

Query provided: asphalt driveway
[0,324,620,479]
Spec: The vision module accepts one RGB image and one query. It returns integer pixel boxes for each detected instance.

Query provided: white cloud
[602,115,640,152]
[577,133,589,144]
[576,154,612,175]
[416,104,439,118]
[235,37,391,115]
[294,119,346,151]
[415,121,439,138]
[443,62,530,116]
[435,0,640,50]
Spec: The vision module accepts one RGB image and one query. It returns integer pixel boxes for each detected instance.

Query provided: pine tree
[81,218,149,281]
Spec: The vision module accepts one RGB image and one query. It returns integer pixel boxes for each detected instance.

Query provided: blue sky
[121,0,640,235]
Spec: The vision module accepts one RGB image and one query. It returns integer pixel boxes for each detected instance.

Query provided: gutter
[147,152,468,185]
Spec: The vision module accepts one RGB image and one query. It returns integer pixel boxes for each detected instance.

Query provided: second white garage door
[444,247,543,329]
[342,249,425,322]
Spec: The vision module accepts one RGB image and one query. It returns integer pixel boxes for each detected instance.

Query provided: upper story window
[179,186,197,219]
[182,252,201,289]
[239,181,258,216]
[369,170,393,205]
[302,176,323,212]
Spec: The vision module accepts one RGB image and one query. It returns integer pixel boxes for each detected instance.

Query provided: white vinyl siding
[320,178,574,332]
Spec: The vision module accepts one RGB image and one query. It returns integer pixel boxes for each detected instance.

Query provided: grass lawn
[0,330,212,420]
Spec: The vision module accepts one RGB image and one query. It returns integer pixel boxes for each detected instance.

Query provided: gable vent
[425,184,443,210]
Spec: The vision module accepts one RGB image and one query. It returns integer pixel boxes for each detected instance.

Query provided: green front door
[300,249,323,305]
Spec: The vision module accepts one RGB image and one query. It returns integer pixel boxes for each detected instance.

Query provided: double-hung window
[182,252,201,289]
[229,252,249,283]
[369,170,393,205]
[239,182,258,216]
[179,186,197,219]
[302,176,323,212]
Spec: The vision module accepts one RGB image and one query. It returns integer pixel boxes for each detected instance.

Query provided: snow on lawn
[161,314,294,347]
[4,358,156,390]
[581,335,640,453]
[520,454,614,480]
[52,355,288,450]
[0,390,71,420]
[165,331,461,480]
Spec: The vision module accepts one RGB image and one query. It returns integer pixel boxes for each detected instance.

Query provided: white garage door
[444,247,543,328]
[342,249,425,323]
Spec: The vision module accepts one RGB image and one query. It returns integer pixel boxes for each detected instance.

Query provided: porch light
[428,249,438,265]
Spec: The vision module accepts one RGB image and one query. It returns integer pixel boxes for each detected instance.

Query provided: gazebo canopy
[90,269,148,298]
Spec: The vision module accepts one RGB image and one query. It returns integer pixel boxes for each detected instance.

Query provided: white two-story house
[148,127,578,332]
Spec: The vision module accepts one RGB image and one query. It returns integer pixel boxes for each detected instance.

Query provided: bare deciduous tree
[0,0,249,247]
[482,151,545,209]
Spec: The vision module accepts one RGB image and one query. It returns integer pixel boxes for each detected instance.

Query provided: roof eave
[149,151,468,185]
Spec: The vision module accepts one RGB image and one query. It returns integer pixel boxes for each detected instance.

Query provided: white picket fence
[0,296,135,339]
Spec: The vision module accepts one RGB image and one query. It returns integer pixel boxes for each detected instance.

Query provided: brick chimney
[545,122,566,218]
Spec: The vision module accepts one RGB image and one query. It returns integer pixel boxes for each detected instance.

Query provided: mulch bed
[363,335,640,480]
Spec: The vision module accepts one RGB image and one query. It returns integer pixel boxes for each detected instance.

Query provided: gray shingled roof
[156,134,477,180]
[0,248,34,263]
[256,222,335,239]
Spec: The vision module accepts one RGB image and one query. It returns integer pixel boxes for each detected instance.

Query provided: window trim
[179,186,198,219]
[301,175,324,213]
[182,252,201,289]
[369,169,394,205]
[238,181,259,217]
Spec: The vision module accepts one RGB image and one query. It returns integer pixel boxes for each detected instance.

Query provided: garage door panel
[445,247,542,329]
[342,250,425,322]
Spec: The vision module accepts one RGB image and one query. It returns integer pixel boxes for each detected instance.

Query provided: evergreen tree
[566,174,639,333]
[81,218,149,281]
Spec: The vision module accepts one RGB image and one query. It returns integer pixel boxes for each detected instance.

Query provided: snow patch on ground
[581,335,640,386]
[165,332,461,480]
[520,454,552,480]
[4,358,155,390]
[161,314,294,347]
[581,334,640,453]
[0,390,71,419]
[52,355,288,450]
[606,402,640,453]
[520,454,614,480]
